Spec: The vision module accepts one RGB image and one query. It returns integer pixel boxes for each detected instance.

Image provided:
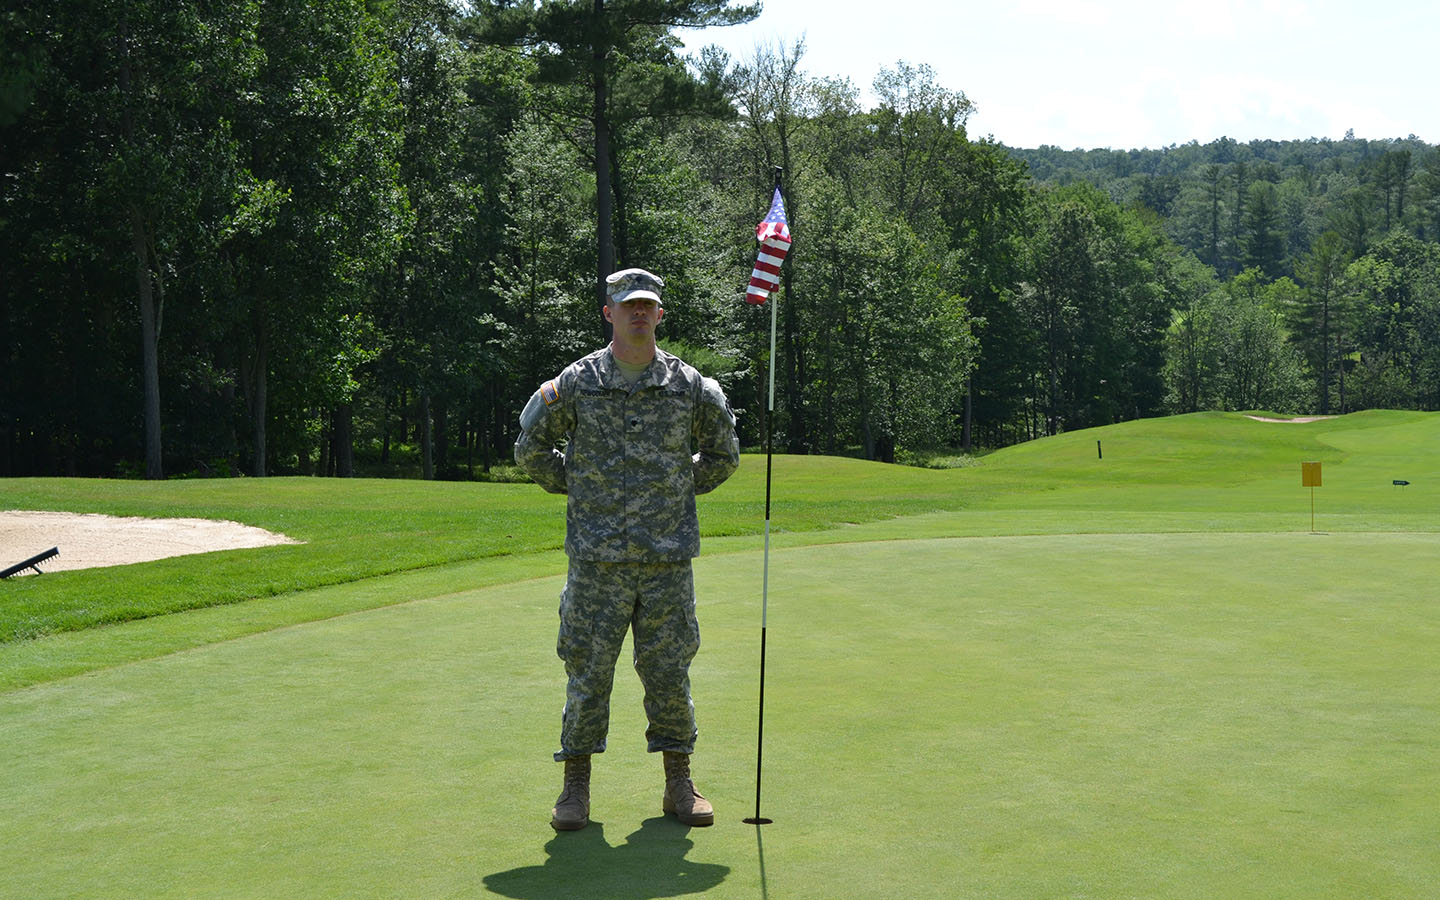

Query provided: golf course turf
[2,410,1437,898]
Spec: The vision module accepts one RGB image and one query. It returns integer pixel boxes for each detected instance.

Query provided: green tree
[1328,182,1374,259]
[791,185,971,460]
[470,0,758,338]
[940,140,1030,449]
[1022,184,1173,435]
[786,174,856,454]
[1160,256,1226,413]
[1025,188,1097,435]
[1342,233,1440,409]
[732,38,815,450]
[1227,160,1249,275]
[1216,269,1306,411]
[220,0,404,476]
[1342,253,1410,409]
[1288,231,1351,414]
[1242,181,1284,278]
[1,0,260,477]
[869,61,972,235]
[497,115,597,402]
[1203,163,1226,272]
[361,1,532,479]
[1415,149,1440,242]
[864,62,978,451]
[1135,174,1181,218]
[1375,149,1413,232]
[1277,176,1315,269]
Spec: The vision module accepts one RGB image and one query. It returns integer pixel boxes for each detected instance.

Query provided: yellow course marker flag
[1301,461,1322,532]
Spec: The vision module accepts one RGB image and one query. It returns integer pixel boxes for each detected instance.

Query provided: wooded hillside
[4,1,1438,478]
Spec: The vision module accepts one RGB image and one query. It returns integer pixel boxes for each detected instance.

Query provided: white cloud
[683,0,1439,148]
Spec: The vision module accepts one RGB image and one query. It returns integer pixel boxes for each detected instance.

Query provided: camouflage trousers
[554,559,700,761]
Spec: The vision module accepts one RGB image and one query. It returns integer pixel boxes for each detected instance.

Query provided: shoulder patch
[699,377,736,425]
[699,377,726,407]
[541,381,560,406]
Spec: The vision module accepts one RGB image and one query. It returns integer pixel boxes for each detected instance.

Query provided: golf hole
[743,817,773,825]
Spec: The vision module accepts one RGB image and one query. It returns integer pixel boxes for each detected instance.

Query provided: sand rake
[1,546,59,579]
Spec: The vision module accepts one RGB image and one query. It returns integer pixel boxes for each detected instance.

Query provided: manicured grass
[0,456,971,643]
[1,410,1437,897]
[2,530,1436,898]
[5,410,1437,647]
[0,477,560,641]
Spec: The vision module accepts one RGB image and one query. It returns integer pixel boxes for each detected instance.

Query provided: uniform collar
[600,345,675,391]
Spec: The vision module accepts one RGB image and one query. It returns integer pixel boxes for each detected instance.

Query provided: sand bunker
[1244,415,1337,423]
[1,510,300,575]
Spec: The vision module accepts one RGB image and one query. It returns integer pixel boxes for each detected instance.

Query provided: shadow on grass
[483,817,729,899]
[754,823,769,900]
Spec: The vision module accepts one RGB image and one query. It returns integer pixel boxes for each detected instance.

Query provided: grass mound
[3,410,1436,650]
[2,410,1438,897]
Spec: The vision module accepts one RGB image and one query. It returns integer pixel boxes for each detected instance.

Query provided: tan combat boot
[661,751,714,827]
[551,755,591,830]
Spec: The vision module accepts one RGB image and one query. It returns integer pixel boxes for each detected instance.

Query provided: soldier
[515,267,740,831]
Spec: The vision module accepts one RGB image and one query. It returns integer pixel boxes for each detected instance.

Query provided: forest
[5,0,1440,479]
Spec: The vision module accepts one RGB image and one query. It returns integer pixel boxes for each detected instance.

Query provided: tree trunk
[1319,300,1331,415]
[314,417,328,476]
[486,380,504,475]
[131,208,163,480]
[117,20,163,480]
[856,363,874,459]
[433,401,448,477]
[875,433,895,464]
[484,380,499,472]
[396,387,407,454]
[380,393,392,465]
[962,377,973,452]
[1337,335,1347,413]
[248,318,268,477]
[781,263,807,452]
[465,408,475,479]
[592,0,614,344]
[1046,303,1061,436]
[611,144,628,267]
[334,403,354,477]
[219,363,239,473]
[420,391,434,480]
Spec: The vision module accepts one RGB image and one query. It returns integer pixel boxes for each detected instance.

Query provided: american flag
[746,186,791,304]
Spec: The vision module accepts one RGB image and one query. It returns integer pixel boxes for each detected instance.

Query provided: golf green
[3,527,1436,898]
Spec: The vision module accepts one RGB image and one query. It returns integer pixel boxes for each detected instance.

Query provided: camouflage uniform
[516,344,739,761]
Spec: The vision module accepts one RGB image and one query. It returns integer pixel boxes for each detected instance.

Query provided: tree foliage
[6,6,1440,479]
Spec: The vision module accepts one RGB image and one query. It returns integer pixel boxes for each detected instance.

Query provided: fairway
[3,412,1439,897]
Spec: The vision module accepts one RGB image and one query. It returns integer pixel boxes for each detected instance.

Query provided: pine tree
[470,1,759,338]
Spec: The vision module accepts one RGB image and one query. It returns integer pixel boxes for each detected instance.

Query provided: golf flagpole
[744,168,790,826]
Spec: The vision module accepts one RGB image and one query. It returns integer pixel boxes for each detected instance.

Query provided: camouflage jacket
[515,346,740,561]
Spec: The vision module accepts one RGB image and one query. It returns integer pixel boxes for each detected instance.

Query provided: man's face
[605,296,663,339]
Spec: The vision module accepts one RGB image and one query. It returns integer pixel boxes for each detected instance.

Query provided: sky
[677,0,1439,150]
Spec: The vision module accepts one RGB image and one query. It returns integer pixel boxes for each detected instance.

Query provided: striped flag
[746,186,791,305]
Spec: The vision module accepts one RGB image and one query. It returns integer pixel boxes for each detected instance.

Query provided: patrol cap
[606,268,664,306]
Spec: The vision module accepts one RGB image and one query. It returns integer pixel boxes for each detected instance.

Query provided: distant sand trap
[1245,415,1338,423]
[1,510,300,575]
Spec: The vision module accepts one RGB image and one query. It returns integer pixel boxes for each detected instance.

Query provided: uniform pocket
[574,393,621,460]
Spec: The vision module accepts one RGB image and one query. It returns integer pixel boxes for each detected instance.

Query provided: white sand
[1,510,299,575]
